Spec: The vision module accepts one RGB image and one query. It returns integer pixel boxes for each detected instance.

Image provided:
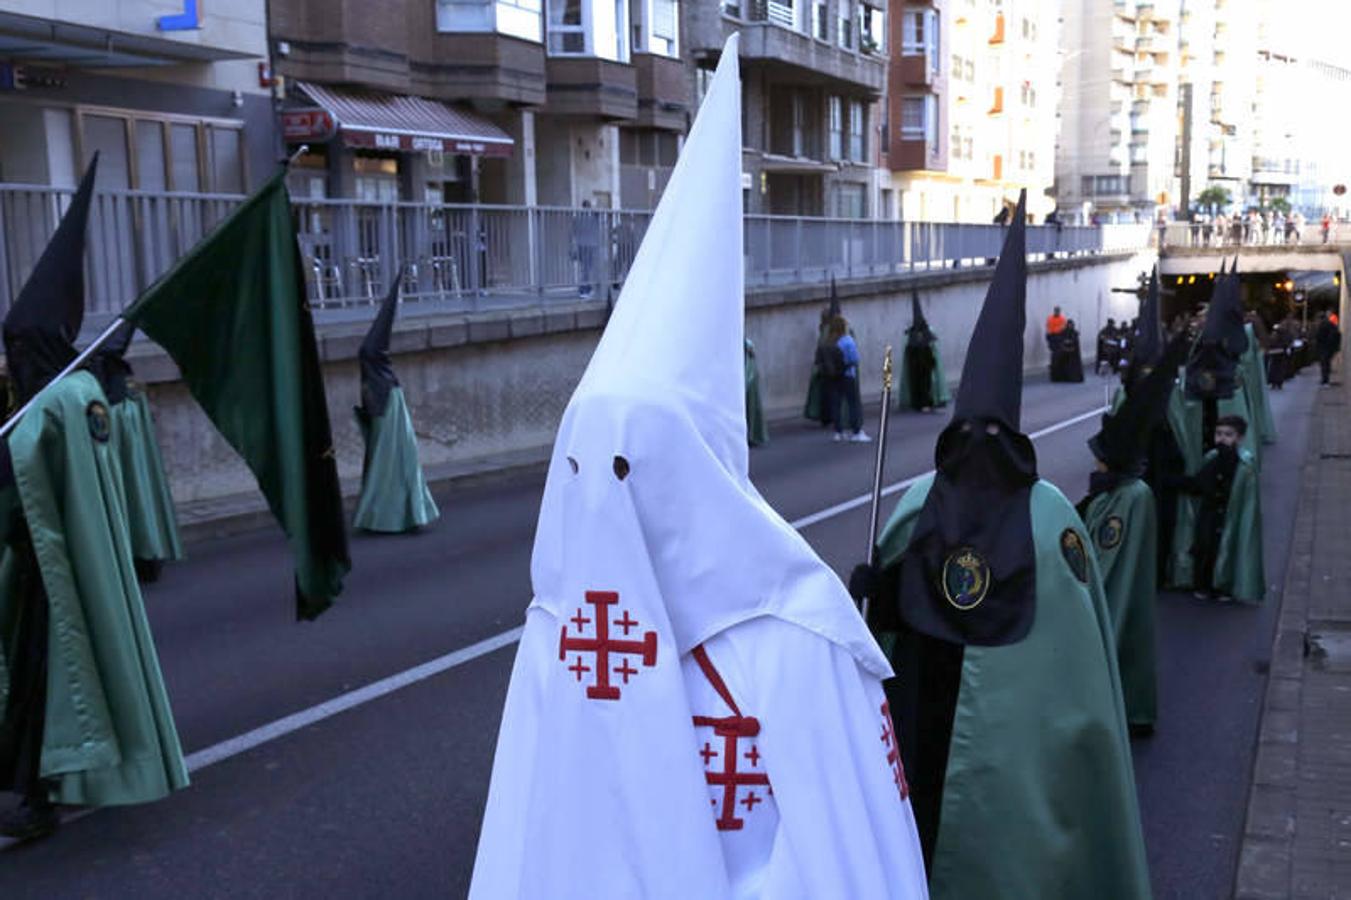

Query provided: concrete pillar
[501,109,538,207]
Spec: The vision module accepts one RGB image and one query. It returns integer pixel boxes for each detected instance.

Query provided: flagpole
[1,148,310,443]
[0,316,127,439]
[861,345,894,624]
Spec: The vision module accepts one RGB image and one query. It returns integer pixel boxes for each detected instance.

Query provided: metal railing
[1160,220,1351,250]
[0,183,1153,323]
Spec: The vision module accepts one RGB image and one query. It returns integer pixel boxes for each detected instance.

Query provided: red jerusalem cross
[692,645,772,831]
[558,591,658,700]
[880,701,909,801]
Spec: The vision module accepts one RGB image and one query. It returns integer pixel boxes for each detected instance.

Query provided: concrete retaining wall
[133,249,1156,507]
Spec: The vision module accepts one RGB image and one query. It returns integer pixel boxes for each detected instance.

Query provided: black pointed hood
[827,276,842,319]
[1092,330,1189,473]
[895,190,1036,649]
[1186,263,1246,400]
[1135,268,1164,363]
[4,155,98,403]
[91,319,137,405]
[907,289,934,347]
[358,275,401,417]
[953,190,1027,430]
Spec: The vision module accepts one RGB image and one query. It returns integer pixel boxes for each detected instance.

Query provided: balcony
[687,0,886,95]
[632,53,688,131]
[419,33,548,106]
[545,57,638,120]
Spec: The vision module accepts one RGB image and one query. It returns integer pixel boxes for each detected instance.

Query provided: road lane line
[182,626,525,772]
[180,402,1112,776]
[788,404,1107,530]
[0,400,1109,848]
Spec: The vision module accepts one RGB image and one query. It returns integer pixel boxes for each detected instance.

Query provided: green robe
[875,477,1152,900]
[353,387,439,533]
[1241,324,1277,445]
[1164,384,1202,588]
[896,340,951,411]
[1,371,188,806]
[744,339,768,447]
[1081,478,1159,728]
[1218,374,1262,472]
[1179,447,1265,603]
[110,390,184,564]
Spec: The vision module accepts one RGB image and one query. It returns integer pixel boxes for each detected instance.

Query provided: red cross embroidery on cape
[880,701,909,801]
[691,645,772,831]
[558,591,658,700]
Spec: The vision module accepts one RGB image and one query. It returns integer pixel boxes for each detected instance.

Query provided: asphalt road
[0,369,1318,899]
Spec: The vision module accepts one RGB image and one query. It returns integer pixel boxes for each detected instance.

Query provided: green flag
[123,173,349,619]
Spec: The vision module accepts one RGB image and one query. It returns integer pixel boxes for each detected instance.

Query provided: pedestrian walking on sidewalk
[571,201,600,299]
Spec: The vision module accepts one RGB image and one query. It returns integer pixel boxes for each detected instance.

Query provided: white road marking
[10,400,1109,812]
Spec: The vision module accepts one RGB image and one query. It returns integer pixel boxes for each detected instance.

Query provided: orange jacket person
[1046,306,1068,335]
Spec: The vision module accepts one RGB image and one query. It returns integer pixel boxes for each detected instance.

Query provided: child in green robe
[1187,415,1264,603]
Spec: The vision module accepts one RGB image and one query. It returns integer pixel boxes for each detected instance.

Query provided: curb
[1231,384,1326,898]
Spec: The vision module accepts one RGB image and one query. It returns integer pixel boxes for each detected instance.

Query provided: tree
[1268,196,1292,215]
[1197,185,1232,215]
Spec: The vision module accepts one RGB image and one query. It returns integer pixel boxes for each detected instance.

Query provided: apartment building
[0,2,273,193]
[1057,0,1183,222]
[885,0,1058,224]
[270,0,688,209]
[685,0,888,217]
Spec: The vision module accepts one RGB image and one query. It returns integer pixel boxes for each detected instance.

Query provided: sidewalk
[1236,380,1351,899]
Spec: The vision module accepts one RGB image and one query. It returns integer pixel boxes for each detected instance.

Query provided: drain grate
[1320,453,1351,460]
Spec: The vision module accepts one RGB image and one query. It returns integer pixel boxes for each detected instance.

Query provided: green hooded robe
[745,339,768,446]
[1,371,188,806]
[110,389,184,565]
[1164,385,1202,588]
[1183,447,1265,603]
[353,386,440,534]
[1241,323,1276,445]
[875,476,1152,900]
[896,340,951,411]
[1081,478,1158,728]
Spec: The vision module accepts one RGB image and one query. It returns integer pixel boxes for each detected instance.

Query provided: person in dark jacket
[1315,311,1342,386]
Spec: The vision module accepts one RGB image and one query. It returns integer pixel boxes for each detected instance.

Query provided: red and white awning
[283,81,514,158]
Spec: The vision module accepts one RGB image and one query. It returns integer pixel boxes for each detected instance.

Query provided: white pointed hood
[530,36,889,679]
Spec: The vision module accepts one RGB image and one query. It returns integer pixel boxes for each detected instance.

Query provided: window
[900,95,936,145]
[902,9,928,54]
[834,183,866,218]
[859,3,884,54]
[548,0,585,53]
[829,96,844,159]
[632,0,678,56]
[848,100,865,161]
[437,0,544,42]
[76,108,246,194]
[1082,174,1128,196]
[548,0,629,59]
[838,0,853,49]
[791,92,807,157]
[813,0,828,39]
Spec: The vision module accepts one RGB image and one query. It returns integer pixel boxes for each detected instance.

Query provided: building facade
[685,0,888,217]
[269,0,688,210]
[0,1,273,193]
[885,0,1058,224]
[1057,0,1182,223]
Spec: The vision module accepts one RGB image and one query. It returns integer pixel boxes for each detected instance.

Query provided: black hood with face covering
[895,190,1038,648]
[1124,267,1164,388]
[1186,261,1247,401]
[358,275,401,417]
[4,156,99,404]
